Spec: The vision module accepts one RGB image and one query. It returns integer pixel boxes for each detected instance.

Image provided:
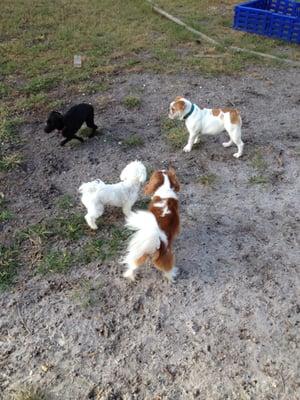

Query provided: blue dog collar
[183,103,195,120]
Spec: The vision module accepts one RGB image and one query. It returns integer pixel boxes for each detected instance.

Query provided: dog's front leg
[122,203,132,217]
[183,129,198,153]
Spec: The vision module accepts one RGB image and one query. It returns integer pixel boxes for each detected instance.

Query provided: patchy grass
[0,116,24,144]
[123,134,144,147]
[161,118,187,148]
[199,173,218,186]
[248,175,269,185]
[56,194,76,210]
[10,385,50,400]
[0,153,22,172]
[122,95,141,109]
[0,245,19,291]
[251,150,268,171]
[37,250,74,275]
[0,197,13,223]
[71,278,105,308]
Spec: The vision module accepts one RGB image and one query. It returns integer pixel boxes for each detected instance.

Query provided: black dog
[44,103,98,146]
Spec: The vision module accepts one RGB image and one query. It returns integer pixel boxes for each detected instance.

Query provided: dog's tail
[78,179,105,195]
[123,211,167,263]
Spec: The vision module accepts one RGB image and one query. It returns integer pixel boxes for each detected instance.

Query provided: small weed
[0,116,24,144]
[10,385,50,400]
[251,151,268,171]
[0,245,19,291]
[199,173,217,186]
[123,95,141,109]
[71,278,105,308]
[0,197,13,223]
[166,127,187,149]
[0,153,22,171]
[56,194,75,210]
[37,250,74,274]
[161,117,187,149]
[123,134,144,147]
[248,175,269,185]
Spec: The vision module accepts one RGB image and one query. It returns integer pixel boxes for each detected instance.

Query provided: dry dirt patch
[1,67,300,399]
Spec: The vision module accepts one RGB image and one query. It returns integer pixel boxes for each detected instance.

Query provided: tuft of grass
[251,151,268,171]
[123,134,144,147]
[122,95,141,109]
[0,196,13,223]
[0,116,24,144]
[0,153,22,171]
[199,173,217,186]
[248,175,269,185]
[10,385,50,400]
[0,245,19,291]
[161,117,187,149]
[71,278,105,308]
[37,249,74,275]
[56,194,75,210]
[21,75,60,95]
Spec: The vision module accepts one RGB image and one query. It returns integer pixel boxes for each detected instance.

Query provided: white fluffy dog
[79,160,147,230]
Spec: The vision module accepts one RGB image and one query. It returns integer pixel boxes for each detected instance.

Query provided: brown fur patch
[149,197,180,243]
[153,244,174,272]
[144,171,164,195]
[135,254,148,266]
[212,108,240,124]
[167,167,180,192]
[173,100,186,112]
[212,108,221,117]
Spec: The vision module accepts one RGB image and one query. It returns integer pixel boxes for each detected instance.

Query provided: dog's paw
[123,270,135,281]
[164,267,178,283]
[222,141,232,148]
[183,146,191,153]
[233,152,242,158]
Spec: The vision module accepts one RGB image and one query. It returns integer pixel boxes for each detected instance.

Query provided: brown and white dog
[169,96,244,158]
[123,167,180,282]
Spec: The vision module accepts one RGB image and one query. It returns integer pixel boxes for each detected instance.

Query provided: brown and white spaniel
[123,167,180,282]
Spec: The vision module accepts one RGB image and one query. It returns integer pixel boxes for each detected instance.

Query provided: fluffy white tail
[124,211,167,264]
[78,179,105,195]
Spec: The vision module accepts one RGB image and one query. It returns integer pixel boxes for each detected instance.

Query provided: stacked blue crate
[233,0,300,43]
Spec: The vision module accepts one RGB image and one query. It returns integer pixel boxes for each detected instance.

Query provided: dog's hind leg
[123,254,148,281]
[227,127,244,158]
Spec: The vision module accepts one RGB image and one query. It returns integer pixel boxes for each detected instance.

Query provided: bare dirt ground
[1,66,300,400]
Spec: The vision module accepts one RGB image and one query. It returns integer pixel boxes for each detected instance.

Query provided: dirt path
[1,67,300,399]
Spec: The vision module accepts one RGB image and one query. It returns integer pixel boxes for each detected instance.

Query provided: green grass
[161,118,187,149]
[248,175,269,185]
[0,153,22,171]
[56,194,75,210]
[0,245,19,291]
[37,250,74,274]
[251,150,268,171]
[123,134,144,147]
[199,173,218,186]
[122,95,141,109]
[10,385,50,400]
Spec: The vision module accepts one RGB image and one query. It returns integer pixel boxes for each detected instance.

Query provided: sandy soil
[1,67,300,400]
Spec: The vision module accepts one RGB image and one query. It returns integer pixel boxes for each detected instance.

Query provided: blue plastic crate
[233,0,300,43]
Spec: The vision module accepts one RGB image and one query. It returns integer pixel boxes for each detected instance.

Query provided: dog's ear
[168,167,180,192]
[144,171,164,195]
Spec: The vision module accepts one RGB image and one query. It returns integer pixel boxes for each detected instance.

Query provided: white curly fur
[79,160,147,230]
